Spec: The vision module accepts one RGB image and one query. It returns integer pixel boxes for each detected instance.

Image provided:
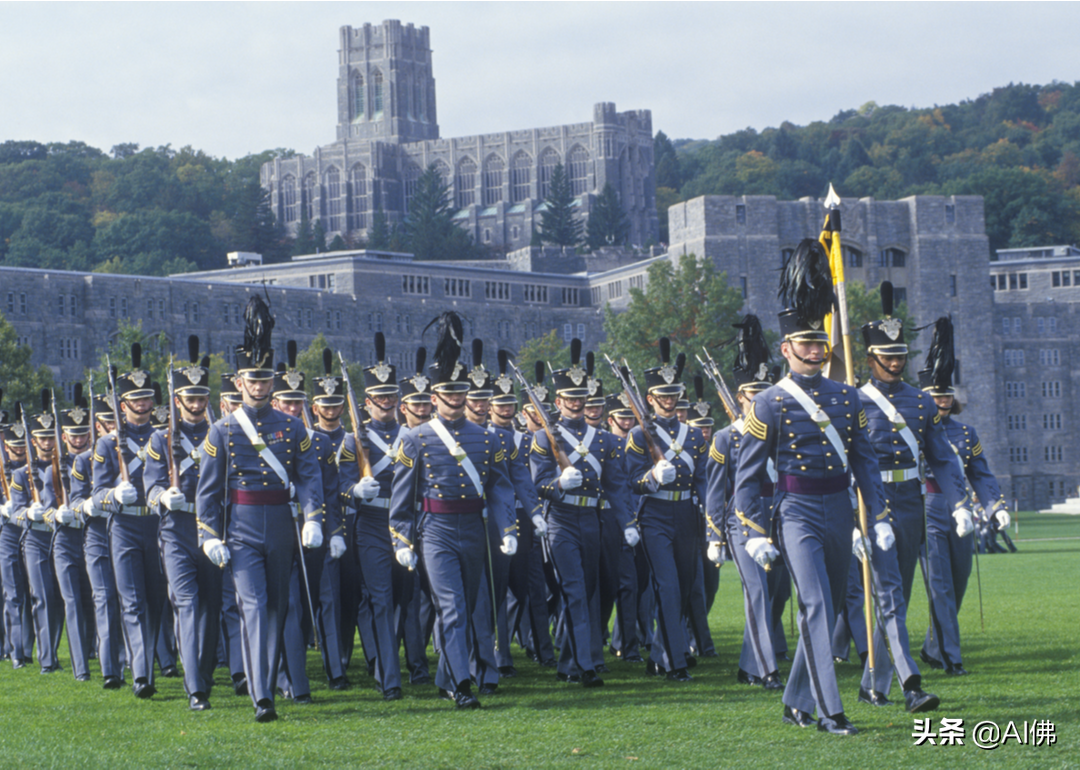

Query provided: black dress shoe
[685,655,697,669]
[818,713,858,735]
[666,668,692,682]
[233,676,249,696]
[383,687,403,701]
[833,656,848,664]
[366,658,376,676]
[75,673,91,682]
[411,673,433,685]
[133,680,156,699]
[595,663,610,674]
[41,665,62,674]
[763,671,784,690]
[11,659,25,670]
[498,665,518,678]
[904,688,940,713]
[453,684,481,709]
[778,653,792,662]
[539,658,558,668]
[782,705,815,727]
[189,693,211,711]
[161,664,180,678]
[945,664,969,676]
[858,687,893,707]
[293,693,314,705]
[438,688,454,701]
[103,675,123,690]
[738,668,764,686]
[478,683,498,695]
[254,700,277,723]
[581,670,604,688]
[623,653,644,663]
[702,650,720,658]
[645,660,665,677]
[328,675,350,691]
[919,648,945,670]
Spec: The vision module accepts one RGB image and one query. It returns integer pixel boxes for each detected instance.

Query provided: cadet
[91,345,169,698]
[216,372,248,696]
[0,418,34,668]
[624,338,706,682]
[732,239,889,735]
[388,311,516,709]
[196,296,326,723]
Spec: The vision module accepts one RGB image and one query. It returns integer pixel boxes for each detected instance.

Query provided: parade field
[0,511,1075,769]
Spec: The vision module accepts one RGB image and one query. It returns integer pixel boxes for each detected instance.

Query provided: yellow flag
[820,186,847,381]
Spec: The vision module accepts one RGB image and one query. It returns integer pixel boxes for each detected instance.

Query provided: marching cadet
[624,339,706,682]
[604,392,651,663]
[388,311,516,709]
[271,348,348,700]
[1,417,35,669]
[681,375,717,662]
[70,395,124,688]
[531,339,635,687]
[92,345,169,698]
[338,333,405,701]
[732,238,890,736]
[51,393,96,681]
[0,402,10,662]
[216,371,248,696]
[688,376,721,625]
[196,296,326,723]
[143,338,221,711]
[918,317,1009,676]
[854,287,967,713]
[705,315,784,691]
[9,401,64,674]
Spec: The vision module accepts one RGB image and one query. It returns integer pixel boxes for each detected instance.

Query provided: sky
[3,2,1080,160]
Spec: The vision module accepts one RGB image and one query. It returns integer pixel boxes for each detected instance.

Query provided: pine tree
[586,182,631,250]
[0,311,56,409]
[312,219,327,253]
[401,164,476,261]
[292,209,315,256]
[368,208,390,250]
[538,164,582,247]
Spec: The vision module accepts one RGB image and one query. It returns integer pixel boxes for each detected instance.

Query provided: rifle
[17,402,41,506]
[87,374,98,447]
[696,350,739,424]
[47,389,67,511]
[338,352,374,479]
[0,389,11,502]
[603,354,665,465]
[166,355,181,489]
[104,355,131,483]
[506,359,570,471]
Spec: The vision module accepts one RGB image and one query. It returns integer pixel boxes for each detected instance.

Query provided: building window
[562,287,579,306]
[443,278,471,298]
[486,281,512,301]
[1004,350,1025,367]
[1043,414,1063,430]
[607,280,623,300]
[191,302,198,323]
[374,312,382,332]
[326,311,332,330]
[372,69,384,115]
[847,247,863,268]
[563,323,573,343]
[367,313,373,332]
[511,151,532,203]
[994,274,1006,291]
[1005,382,1026,398]
[403,314,410,334]
[282,175,298,224]
[1001,318,1010,335]
[19,292,26,314]
[1013,317,1021,334]
[735,205,747,225]
[324,166,342,232]
[1007,415,1027,430]
[628,276,644,292]
[949,275,957,297]
[1009,447,1028,463]
[402,275,431,295]
[568,146,589,196]
[351,71,365,120]
[1037,317,1045,336]
[590,287,602,305]
[6,292,12,314]
[349,164,367,230]
[577,323,585,339]
[224,304,231,325]
[455,157,476,209]
[233,304,240,325]
[511,225,520,240]
[538,148,560,199]
[483,228,492,243]
[1042,381,1062,398]
[1045,446,1064,463]
[304,309,312,329]
[58,295,65,317]
[403,163,422,213]
[1049,317,1057,334]
[880,248,906,267]
[109,297,117,318]
[945,204,955,224]
[120,297,128,317]
[893,287,907,305]
[482,154,505,206]
[1039,349,1061,366]
[335,311,342,330]
[740,276,748,299]
[523,285,548,304]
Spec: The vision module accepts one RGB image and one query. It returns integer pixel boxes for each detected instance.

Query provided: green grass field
[1,512,1076,769]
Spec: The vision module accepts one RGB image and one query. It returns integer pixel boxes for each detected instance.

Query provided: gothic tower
[336,20,439,144]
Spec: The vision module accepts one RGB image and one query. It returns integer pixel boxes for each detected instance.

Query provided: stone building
[259,20,659,251]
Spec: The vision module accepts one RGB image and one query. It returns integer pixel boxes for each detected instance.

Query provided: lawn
[0,512,1076,769]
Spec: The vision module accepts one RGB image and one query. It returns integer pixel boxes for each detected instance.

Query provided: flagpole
[821,185,876,675]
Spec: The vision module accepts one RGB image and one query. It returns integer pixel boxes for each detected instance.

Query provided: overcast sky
[3,2,1079,160]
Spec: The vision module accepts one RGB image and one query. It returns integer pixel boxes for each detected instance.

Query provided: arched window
[456,157,476,208]
[431,159,451,187]
[349,164,367,230]
[511,151,532,203]
[323,167,342,232]
[538,148,560,199]
[303,173,316,221]
[282,175,298,223]
[414,78,424,122]
[483,154,505,206]
[400,75,411,119]
[568,146,590,195]
[402,162,422,213]
[372,70,384,115]
[352,71,365,120]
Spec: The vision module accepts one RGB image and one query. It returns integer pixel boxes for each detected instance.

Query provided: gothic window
[324,167,342,232]
[303,173,316,222]
[511,151,532,203]
[483,154,505,206]
[414,78,424,122]
[282,175,298,223]
[400,76,411,119]
[403,162,422,213]
[538,148,561,199]
[431,159,451,188]
[568,145,589,195]
[352,72,365,120]
[372,70,384,116]
[349,164,367,230]
[456,157,477,208]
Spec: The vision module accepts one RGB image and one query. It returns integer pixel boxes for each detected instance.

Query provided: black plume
[924,316,955,390]
[76,394,88,409]
[200,356,210,368]
[778,238,835,323]
[570,338,582,366]
[770,365,783,383]
[243,295,275,366]
[694,375,704,401]
[0,388,4,409]
[188,335,199,364]
[472,339,484,369]
[73,383,84,405]
[152,382,162,405]
[276,362,286,374]
[586,351,594,378]
[659,337,671,364]
[375,332,386,362]
[534,361,545,384]
[322,348,333,375]
[733,314,771,376]
[131,342,142,370]
[14,402,22,421]
[422,311,464,382]
[287,340,297,369]
[880,281,894,317]
[675,352,686,381]
[109,365,118,383]
[415,347,427,375]
[498,349,509,375]
[41,388,51,412]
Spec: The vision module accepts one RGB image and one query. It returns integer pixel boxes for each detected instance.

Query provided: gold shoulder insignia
[10,481,24,492]
[494,448,506,464]
[147,445,161,462]
[743,403,768,441]
[858,410,869,429]
[300,436,312,452]
[510,446,519,461]
[202,438,217,458]
[72,468,85,482]
[396,445,414,469]
[932,413,941,424]
[709,446,726,465]
[531,437,547,456]
[341,448,356,463]
[626,435,645,455]
[972,441,982,457]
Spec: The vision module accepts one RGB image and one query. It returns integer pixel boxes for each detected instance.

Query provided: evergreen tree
[538,164,583,247]
[0,311,57,409]
[312,219,328,253]
[292,209,315,256]
[586,182,631,250]
[517,329,572,371]
[401,164,477,261]
[328,234,347,252]
[368,208,390,250]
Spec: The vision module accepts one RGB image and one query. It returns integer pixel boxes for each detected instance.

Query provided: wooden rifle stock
[104,356,131,483]
[166,357,181,490]
[339,352,374,478]
[603,355,665,465]
[507,361,571,471]
[49,390,67,509]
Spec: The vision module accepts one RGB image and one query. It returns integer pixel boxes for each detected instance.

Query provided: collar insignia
[40,414,54,429]
[284,371,304,390]
[468,367,488,388]
[373,362,393,383]
[587,377,600,396]
[182,366,204,385]
[881,318,902,341]
[319,377,339,396]
[130,371,148,388]
[70,406,87,424]
[659,364,677,384]
[567,364,587,386]
[495,374,514,394]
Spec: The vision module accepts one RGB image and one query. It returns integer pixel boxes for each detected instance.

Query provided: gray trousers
[353,507,402,691]
[1,524,33,665]
[639,498,698,672]
[110,514,166,685]
[728,523,781,678]
[53,525,94,678]
[547,503,600,677]
[83,517,123,678]
[921,491,973,667]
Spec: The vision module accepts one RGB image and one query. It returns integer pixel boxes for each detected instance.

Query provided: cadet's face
[432,390,467,420]
[6,443,26,460]
[466,397,491,421]
[676,408,688,423]
[700,426,713,442]
[556,396,585,420]
[933,395,954,415]
[122,396,154,425]
[366,393,399,422]
[583,405,604,425]
[608,414,635,437]
[273,398,304,418]
[401,398,433,426]
[220,399,235,415]
[63,432,89,452]
[313,402,345,423]
[648,393,678,418]
[782,340,826,375]
[522,406,545,433]
[177,395,208,422]
[240,377,273,406]
[491,403,516,421]
[868,353,907,383]
[96,419,115,436]
[33,435,55,459]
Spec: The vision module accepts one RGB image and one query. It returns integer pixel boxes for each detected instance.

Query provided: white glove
[396,548,417,570]
[653,459,677,485]
[301,521,323,549]
[559,466,583,491]
[203,538,231,568]
[329,535,347,560]
[87,502,108,518]
[353,476,381,502]
[624,526,641,547]
[707,541,724,565]
[26,502,46,523]
[500,534,518,555]
[161,487,187,512]
[852,527,872,561]
[746,537,779,568]
[55,505,75,527]
[873,522,895,552]
[994,508,1011,528]
[531,514,548,537]
[114,481,138,505]
[953,508,974,538]
[0,501,11,520]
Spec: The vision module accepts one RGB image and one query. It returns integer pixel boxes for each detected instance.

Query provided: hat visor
[689,418,715,428]
[868,344,909,356]
[175,386,212,396]
[490,394,518,405]
[738,381,772,394]
[433,382,471,393]
[365,385,401,396]
[62,427,92,435]
[312,395,346,405]
[555,387,590,399]
[647,385,684,396]
[271,391,307,401]
[923,386,956,396]
[466,390,494,400]
[239,368,275,380]
[784,331,830,343]
[121,389,155,400]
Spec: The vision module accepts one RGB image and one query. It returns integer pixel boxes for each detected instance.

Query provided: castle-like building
[259,20,659,251]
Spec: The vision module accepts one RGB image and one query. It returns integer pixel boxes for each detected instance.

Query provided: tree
[602,253,746,383]
[0,311,57,409]
[292,209,315,256]
[312,219,328,254]
[516,329,572,372]
[400,164,477,261]
[586,182,630,250]
[537,164,582,247]
[368,207,390,250]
